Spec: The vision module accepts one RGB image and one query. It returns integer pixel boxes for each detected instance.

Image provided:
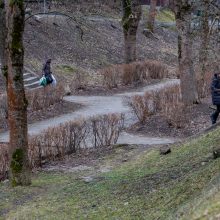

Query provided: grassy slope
[1,128,220,219]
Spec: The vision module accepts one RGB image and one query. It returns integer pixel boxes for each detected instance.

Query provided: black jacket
[42,60,52,77]
[211,74,220,105]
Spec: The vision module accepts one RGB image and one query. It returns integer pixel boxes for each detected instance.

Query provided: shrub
[28,113,124,169]
[0,94,8,130]
[100,60,169,89]
[28,120,90,168]
[127,83,185,127]
[196,71,212,99]
[0,85,65,131]
[27,84,65,111]
[101,65,123,89]
[126,93,155,123]
[160,85,185,128]
[0,143,9,181]
[143,60,169,79]
[91,114,125,147]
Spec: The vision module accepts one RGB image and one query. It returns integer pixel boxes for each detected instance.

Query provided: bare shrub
[0,112,125,178]
[197,71,213,98]
[91,114,125,147]
[28,120,89,168]
[0,94,8,130]
[100,60,169,89]
[101,65,122,89]
[143,60,169,79]
[126,95,146,123]
[67,120,90,154]
[126,90,164,123]
[72,71,89,90]
[28,113,124,169]
[127,84,184,128]
[0,143,9,181]
[160,85,185,128]
[27,84,64,111]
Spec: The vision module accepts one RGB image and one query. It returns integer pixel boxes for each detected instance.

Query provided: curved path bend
[0,79,180,145]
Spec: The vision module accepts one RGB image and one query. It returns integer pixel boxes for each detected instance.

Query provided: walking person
[42,59,53,84]
[210,72,220,124]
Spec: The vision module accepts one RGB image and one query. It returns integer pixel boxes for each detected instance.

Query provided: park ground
[1,126,220,219]
[1,6,220,220]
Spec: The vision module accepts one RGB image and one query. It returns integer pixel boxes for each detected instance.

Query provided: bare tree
[0,0,6,89]
[121,0,142,63]
[169,0,199,105]
[147,0,157,32]
[3,0,31,186]
[199,0,210,98]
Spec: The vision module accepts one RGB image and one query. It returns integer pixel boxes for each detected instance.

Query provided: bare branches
[25,11,85,40]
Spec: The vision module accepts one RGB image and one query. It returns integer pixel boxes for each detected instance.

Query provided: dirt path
[0,79,179,145]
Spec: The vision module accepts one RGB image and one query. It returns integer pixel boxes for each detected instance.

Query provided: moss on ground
[56,64,78,75]
[1,129,220,219]
[143,8,175,23]
[156,9,175,23]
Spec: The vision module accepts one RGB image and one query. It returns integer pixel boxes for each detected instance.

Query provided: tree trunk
[147,0,157,32]
[122,0,142,64]
[174,1,199,105]
[0,1,6,89]
[4,0,31,186]
[199,0,210,98]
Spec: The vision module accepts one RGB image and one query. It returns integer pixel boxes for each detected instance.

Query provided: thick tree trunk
[4,0,31,186]
[174,1,199,105]
[147,0,157,32]
[122,0,142,64]
[0,1,6,89]
[199,0,210,98]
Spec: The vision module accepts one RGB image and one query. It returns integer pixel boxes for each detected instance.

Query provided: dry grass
[27,85,65,111]
[0,85,65,131]
[0,94,8,130]
[0,143,9,181]
[196,71,213,99]
[101,60,169,89]
[127,84,184,127]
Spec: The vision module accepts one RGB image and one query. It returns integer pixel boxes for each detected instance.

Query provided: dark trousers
[211,105,220,123]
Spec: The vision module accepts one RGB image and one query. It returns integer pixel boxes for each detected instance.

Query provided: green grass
[156,9,175,23]
[1,129,220,219]
[142,8,175,23]
[56,64,78,75]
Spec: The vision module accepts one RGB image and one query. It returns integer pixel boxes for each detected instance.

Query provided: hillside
[1,126,220,219]
[23,11,178,76]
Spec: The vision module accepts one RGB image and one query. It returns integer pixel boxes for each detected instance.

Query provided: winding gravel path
[0,79,180,145]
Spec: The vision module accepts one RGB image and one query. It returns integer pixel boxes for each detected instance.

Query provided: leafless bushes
[126,93,157,123]
[91,114,124,147]
[0,143,8,181]
[28,120,89,168]
[0,94,8,130]
[27,85,65,111]
[101,60,169,89]
[0,85,65,131]
[28,113,124,168]
[0,113,124,179]
[127,84,185,127]
[196,71,213,98]
[161,85,185,128]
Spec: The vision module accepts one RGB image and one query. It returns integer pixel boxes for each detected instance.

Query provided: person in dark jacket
[211,72,220,124]
[42,59,53,84]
